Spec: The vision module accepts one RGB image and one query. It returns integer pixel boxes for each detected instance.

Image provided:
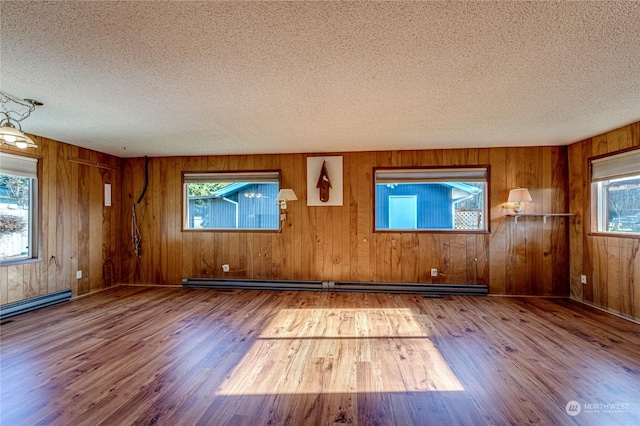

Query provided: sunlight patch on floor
[216,308,464,395]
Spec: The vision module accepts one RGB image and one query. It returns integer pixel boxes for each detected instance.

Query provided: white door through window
[389,195,417,229]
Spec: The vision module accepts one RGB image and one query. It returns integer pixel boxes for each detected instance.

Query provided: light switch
[104,183,111,206]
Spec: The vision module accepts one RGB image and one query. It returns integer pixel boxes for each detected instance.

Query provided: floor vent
[182,278,487,296]
[0,289,72,320]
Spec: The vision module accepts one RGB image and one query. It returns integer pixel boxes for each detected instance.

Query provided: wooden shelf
[506,213,576,224]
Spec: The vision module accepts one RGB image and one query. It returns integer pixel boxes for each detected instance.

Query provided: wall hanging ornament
[306,156,343,206]
[316,161,332,202]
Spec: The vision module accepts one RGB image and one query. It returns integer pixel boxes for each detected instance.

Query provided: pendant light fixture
[0,91,42,149]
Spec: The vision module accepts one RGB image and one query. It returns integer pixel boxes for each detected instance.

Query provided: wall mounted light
[507,187,532,213]
[0,91,42,149]
[276,188,298,221]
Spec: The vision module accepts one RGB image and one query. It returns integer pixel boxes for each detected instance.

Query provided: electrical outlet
[431,268,438,277]
[222,264,230,273]
[76,270,82,279]
[580,274,587,284]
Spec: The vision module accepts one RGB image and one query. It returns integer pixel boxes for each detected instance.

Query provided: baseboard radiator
[182,278,488,296]
[0,289,72,320]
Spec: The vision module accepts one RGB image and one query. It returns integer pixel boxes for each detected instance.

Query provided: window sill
[588,231,640,239]
[0,256,41,267]
[182,228,281,233]
[374,229,490,234]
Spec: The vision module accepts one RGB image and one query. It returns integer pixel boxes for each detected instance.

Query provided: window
[374,167,488,232]
[591,148,640,235]
[183,171,280,230]
[0,153,38,263]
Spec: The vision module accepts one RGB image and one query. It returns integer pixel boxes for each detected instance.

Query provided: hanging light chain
[0,91,39,123]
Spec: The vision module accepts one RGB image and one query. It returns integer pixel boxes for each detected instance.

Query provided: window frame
[182,169,282,232]
[0,151,40,266]
[589,147,640,239]
[373,165,490,234]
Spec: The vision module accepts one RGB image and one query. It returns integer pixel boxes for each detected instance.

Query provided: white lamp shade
[277,189,298,202]
[0,124,38,149]
[507,188,532,203]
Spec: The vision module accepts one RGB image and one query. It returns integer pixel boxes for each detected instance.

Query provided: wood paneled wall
[568,121,640,321]
[121,146,570,296]
[0,136,122,304]
[5,123,637,309]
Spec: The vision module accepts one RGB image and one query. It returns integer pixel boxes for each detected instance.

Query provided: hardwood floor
[1,287,638,425]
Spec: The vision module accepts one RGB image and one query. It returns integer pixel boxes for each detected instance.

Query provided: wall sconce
[507,187,532,213]
[276,188,298,221]
[0,91,41,149]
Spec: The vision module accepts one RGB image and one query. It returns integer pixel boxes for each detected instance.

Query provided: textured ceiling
[1,1,639,158]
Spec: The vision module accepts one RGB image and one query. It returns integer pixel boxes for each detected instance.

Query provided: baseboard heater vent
[334,281,488,296]
[0,289,72,320]
[182,278,487,296]
[182,278,324,292]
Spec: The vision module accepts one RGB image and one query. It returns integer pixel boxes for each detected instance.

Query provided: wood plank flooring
[1,287,639,425]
